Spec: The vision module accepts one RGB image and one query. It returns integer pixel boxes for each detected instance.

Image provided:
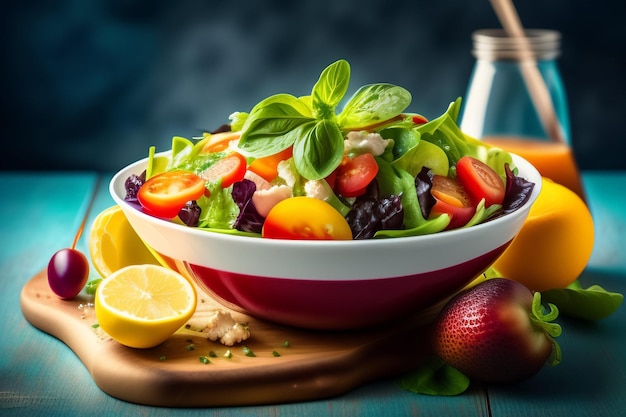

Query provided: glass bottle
[459,29,585,200]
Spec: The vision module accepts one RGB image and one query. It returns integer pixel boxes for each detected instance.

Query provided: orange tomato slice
[248,147,293,182]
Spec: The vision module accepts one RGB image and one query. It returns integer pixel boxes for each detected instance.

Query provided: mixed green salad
[123,59,534,240]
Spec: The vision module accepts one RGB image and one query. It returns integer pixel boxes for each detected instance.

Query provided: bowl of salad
[109,60,541,330]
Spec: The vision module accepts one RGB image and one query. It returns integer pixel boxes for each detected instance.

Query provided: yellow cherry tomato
[262,196,353,240]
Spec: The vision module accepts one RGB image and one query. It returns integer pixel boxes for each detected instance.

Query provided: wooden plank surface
[20,266,443,407]
[2,172,625,416]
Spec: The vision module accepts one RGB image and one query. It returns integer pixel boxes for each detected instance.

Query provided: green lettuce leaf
[416,98,512,178]
[196,183,240,230]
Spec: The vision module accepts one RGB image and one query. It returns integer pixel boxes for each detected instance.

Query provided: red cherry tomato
[411,114,428,125]
[138,170,206,218]
[262,197,353,240]
[456,156,505,207]
[199,152,247,188]
[430,175,476,230]
[335,153,379,197]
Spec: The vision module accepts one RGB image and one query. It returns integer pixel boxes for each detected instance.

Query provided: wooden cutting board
[20,269,444,407]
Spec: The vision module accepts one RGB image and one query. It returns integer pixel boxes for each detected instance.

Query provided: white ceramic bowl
[110,153,541,330]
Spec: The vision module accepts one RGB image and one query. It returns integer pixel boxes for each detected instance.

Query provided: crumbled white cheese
[252,185,292,217]
[276,160,298,188]
[344,131,391,156]
[199,310,251,346]
[304,180,333,201]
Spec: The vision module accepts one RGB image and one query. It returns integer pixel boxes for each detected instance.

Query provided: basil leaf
[297,95,313,112]
[337,83,412,129]
[239,117,306,157]
[293,119,344,180]
[312,59,350,119]
[542,282,624,320]
[399,356,470,396]
[238,97,315,158]
[247,93,312,117]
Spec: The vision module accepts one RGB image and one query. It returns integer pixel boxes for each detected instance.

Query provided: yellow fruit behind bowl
[493,178,594,292]
[95,264,197,349]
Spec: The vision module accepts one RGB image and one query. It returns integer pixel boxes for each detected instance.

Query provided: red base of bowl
[185,243,510,330]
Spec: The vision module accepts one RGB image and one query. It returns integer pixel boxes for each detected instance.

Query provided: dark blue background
[3,0,625,171]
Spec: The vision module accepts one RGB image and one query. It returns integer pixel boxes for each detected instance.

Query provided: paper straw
[488,0,565,143]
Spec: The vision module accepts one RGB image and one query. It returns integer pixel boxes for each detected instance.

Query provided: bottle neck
[472,29,561,61]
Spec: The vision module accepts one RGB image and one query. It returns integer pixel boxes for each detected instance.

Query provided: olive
[47,248,89,299]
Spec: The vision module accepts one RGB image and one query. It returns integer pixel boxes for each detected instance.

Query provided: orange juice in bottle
[459,29,586,201]
[482,137,586,201]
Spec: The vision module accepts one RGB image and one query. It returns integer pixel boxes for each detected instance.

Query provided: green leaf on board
[399,356,470,396]
[542,281,624,320]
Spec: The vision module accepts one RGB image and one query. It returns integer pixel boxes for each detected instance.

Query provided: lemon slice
[89,206,163,277]
[95,264,197,348]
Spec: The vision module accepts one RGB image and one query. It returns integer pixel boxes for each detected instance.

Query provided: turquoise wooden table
[1,171,625,416]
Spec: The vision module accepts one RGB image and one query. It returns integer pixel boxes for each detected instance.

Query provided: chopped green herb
[209,351,218,358]
[224,350,233,359]
[85,279,102,296]
[159,355,167,361]
[199,356,211,364]
[91,323,100,329]
[186,343,195,351]
[283,340,290,348]
[242,346,256,357]
[272,351,281,357]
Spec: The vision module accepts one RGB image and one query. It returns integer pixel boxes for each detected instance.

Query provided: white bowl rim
[109,152,541,280]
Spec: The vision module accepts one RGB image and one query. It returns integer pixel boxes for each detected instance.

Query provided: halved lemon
[89,206,162,277]
[89,205,194,281]
[95,264,197,349]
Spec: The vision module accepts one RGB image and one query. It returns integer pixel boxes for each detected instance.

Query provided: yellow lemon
[95,264,197,349]
[493,178,595,292]
[89,206,164,277]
